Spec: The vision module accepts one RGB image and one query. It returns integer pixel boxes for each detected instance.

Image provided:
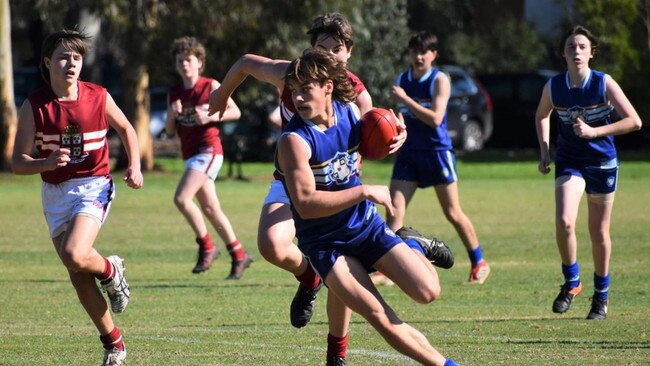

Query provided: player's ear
[325,79,334,94]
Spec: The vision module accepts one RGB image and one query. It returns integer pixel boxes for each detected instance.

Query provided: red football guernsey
[30,81,110,184]
[168,76,223,159]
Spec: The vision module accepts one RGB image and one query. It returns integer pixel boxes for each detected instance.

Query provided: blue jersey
[396,67,452,151]
[277,100,378,246]
[549,69,617,165]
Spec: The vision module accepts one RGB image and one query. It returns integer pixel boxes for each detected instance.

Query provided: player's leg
[386,179,417,231]
[258,181,322,327]
[552,174,586,313]
[195,177,252,279]
[585,191,615,320]
[325,255,449,366]
[325,291,351,365]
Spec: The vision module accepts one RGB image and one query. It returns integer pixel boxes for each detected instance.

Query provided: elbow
[632,116,642,131]
[293,202,319,220]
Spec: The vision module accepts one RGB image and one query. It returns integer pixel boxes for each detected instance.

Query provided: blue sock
[405,238,425,255]
[467,246,483,267]
[593,272,610,301]
[444,359,458,366]
[561,262,580,289]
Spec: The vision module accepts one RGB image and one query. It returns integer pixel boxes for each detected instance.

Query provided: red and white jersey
[30,81,110,184]
[279,70,367,129]
[168,76,223,159]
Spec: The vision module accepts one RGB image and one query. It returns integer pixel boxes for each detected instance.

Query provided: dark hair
[284,49,357,103]
[40,29,90,84]
[557,25,599,66]
[408,31,439,53]
[307,12,354,49]
[171,36,206,72]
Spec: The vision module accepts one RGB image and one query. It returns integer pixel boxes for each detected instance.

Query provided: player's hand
[538,153,551,175]
[573,117,597,139]
[389,109,406,154]
[364,185,395,217]
[194,104,211,125]
[47,148,71,170]
[208,87,227,120]
[390,85,407,103]
[124,167,143,189]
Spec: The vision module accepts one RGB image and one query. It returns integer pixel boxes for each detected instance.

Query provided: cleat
[192,247,220,273]
[468,260,490,284]
[370,272,394,286]
[226,252,253,280]
[101,256,130,313]
[552,282,583,313]
[587,297,608,320]
[326,356,347,366]
[396,226,454,269]
[290,280,323,328]
[101,347,127,366]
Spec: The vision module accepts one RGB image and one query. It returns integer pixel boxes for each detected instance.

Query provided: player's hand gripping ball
[359,108,398,160]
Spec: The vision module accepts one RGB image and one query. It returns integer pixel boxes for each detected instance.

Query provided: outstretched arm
[208,54,290,119]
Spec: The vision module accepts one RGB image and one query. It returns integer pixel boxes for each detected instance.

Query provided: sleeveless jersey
[168,76,223,159]
[273,70,367,180]
[30,81,110,184]
[277,100,376,245]
[396,67,452,151]
[549,69,616,165]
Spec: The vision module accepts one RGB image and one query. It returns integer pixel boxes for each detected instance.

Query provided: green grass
[1,156,649,365]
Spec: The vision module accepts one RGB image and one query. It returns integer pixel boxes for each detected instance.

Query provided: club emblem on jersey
[61,124,88,164]
[606,176,615,187]
[568,106,586,123]
[328,152,356,184]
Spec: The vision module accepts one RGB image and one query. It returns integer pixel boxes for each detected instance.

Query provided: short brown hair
[171,37,206,72]
[307,12,354,49]
[40,29,90,84]
[284,49,357,103]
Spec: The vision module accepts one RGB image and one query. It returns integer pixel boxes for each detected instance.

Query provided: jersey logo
[328,152,357,185]
[567,106,586,124]
[62,124,89,164]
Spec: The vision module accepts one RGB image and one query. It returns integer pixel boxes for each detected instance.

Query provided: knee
[59,248,87,272]
[201,205,216,217]
[411,281,441,304]
[556,217,575,234]
[173,195,187,209]
[257,235,285,263]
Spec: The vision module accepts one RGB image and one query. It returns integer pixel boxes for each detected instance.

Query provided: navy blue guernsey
[277,100,378,246]
[395,67,452,151]
[549,69,617,165]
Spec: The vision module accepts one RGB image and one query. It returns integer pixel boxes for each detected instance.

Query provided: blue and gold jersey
[550,69,617,165]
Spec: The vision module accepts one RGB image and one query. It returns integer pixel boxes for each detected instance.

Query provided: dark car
[13,66,45,107]
[439,65,494,152]
[476,70,560,148]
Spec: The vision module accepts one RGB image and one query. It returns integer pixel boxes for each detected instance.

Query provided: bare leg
[586,193,614,276]
[173,168,212,238]
[387,179,418,231]
[434,181,479,251]
[195,178,237,244]
[257,202,309,275]
[555,175,585,265]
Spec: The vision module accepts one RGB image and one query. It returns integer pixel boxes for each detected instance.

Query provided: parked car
[439,65,494,152]
[476,70,559,149]
[13,66,44,107]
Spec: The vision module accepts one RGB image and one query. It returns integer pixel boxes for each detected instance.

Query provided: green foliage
[447,19,548,73]
[1,158,649,365]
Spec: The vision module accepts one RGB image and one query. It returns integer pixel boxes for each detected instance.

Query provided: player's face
[45,44,83,85]
[289,80,333,123]
[175,52,202,80]
[408,48,436,76]
[314,35,351,64]
[563,34,592,69]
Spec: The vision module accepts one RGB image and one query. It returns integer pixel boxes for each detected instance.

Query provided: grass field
[1,154,649,365]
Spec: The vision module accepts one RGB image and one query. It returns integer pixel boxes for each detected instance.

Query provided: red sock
[226,240,245,261]
[196,233,215,252]
[327,333,348,359]
[295,265,321,290]
[96,257,114,284]
[100,327,125,351]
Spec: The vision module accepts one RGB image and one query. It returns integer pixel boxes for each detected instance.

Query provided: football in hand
[359,108,398,160]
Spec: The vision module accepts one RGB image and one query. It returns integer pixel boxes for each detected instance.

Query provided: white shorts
[41,175,115,238]
[262,179,291,206]
[184,153,224,181]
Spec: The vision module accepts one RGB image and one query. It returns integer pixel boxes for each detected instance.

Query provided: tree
[0,0,17,171]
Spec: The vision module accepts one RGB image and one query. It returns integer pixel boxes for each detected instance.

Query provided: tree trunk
[0,0,17,171]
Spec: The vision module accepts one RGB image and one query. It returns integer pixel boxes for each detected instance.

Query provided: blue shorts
[555,159,619,194]
[392,149,457,188]
[299,214,403,281]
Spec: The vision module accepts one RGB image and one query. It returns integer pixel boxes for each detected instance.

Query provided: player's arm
[600,76,642,136]
[208,54,290,118]
[106,93,143,189]
[11,100,71,175]
[197,80,241,125]
[390,72,450,129]
[165,92,180,137]
[534,83,553,175]
[278,133,394,219]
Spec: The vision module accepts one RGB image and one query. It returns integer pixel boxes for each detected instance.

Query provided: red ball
[359,108,398,160]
